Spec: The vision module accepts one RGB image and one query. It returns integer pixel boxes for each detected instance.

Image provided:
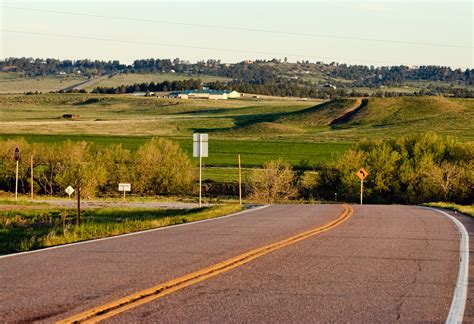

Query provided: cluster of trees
[315,133,473,204]
[91,79,203,94]
[329,65,473,86]
[0,138,195,198]
[3,57,473,88]
[1,58,128,77]
[1,133,472,205]
[89,78,473,99]
[252,133,473,204]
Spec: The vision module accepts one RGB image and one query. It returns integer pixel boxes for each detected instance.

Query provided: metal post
[77,183,81,226]
[335,193,337,204]
[123,189,126,200]
[238,154,242,205]
[30,155,34,200]
[199,134,202,208]
[15,160,19,201]
[360,180,363,205]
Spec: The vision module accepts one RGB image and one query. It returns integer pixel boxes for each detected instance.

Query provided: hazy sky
[1,1,473,68]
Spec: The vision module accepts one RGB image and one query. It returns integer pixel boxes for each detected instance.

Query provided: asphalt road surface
[0,204,471,323]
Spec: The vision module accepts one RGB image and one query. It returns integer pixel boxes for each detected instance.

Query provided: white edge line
[419,206,469,324]
[0,205,270,260]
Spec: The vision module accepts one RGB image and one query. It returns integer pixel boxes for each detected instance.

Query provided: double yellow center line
[58,205,353,323]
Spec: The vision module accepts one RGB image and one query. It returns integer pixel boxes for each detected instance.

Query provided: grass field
[0,72,230,94]
[0,72,87,93]
[0,204,242,254]
[0,93,472,182]
[83,72,231,91]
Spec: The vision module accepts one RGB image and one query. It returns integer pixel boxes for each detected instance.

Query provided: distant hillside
[2,58,473,98]
[227,97,474,141]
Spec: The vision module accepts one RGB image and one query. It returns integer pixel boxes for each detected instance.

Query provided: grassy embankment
[424,202,474,217]
[0,204,243,255]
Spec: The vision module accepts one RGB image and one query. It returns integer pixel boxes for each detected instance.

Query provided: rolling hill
[226,97,474,141]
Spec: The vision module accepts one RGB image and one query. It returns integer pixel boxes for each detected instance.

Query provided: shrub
[249,159,297,204]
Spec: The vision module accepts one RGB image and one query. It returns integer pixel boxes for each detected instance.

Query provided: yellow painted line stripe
[57,205,353,324]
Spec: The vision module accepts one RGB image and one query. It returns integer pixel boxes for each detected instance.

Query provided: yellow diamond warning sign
[356,168,368,181]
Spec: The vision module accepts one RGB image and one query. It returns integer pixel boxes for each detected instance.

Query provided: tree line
[88,79,474,99]
[3,57,473,88]
[1,133,472,205]
[0,138,195,198]
[250,133,473,204]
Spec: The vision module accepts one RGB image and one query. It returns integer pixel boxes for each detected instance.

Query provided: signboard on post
[14,148,20,162]
[193,133,208,157]
[356,168,368,181]
[193,133,208,207]
[355,168,369,205]
[118,183,131,200]
[65,185,75,198]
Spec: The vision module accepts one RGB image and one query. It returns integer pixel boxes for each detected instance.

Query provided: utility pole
[77,183,81,226]
[77,165,81,226]
[238,154,242,205]
[14,148,20,201]
[30,155,34,200]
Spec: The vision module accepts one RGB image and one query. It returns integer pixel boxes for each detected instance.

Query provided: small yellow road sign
[356,168,369,181]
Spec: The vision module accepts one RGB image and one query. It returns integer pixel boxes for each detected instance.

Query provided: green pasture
[0,93,473,184]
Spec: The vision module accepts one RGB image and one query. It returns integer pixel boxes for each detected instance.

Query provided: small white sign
[65,185,75,197]
[193,133,208,157]
[118,183,131,192]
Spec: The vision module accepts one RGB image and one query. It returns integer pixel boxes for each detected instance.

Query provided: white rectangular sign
[193,133,208,157]
[118,183,131,192]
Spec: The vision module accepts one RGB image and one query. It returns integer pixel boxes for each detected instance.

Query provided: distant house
[319,84,337,90]
[132,91,154,96]
[169,90,240,100]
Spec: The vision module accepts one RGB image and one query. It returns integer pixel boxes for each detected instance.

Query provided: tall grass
[423,202,474,217]
[0,204,243,254]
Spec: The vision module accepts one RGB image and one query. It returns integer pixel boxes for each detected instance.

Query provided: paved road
[0,205,471,323]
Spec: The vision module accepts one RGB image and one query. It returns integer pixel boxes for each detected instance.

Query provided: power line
[2,5,471,49]
[1,29,411,65]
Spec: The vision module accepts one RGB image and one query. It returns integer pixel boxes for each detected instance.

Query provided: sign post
[355,168,369,205]
[65,185,75,199]
[193,133,208,207]
[14,148,20,201]
[238,154,242,205]
[30,155,34,200]
[118,183,131,200]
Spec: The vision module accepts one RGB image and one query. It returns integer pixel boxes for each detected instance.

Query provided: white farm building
[169,90,240,100]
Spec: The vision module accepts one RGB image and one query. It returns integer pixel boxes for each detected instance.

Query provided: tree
[55,141,107,225]
[134,138,195,195]
[428,161,462,201]
[249,159,297,203]
[98,144,132,194]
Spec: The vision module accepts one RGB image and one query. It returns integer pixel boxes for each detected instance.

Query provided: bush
[134,138,195,195]
[315,133,473,204]
[249,159,297,204]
